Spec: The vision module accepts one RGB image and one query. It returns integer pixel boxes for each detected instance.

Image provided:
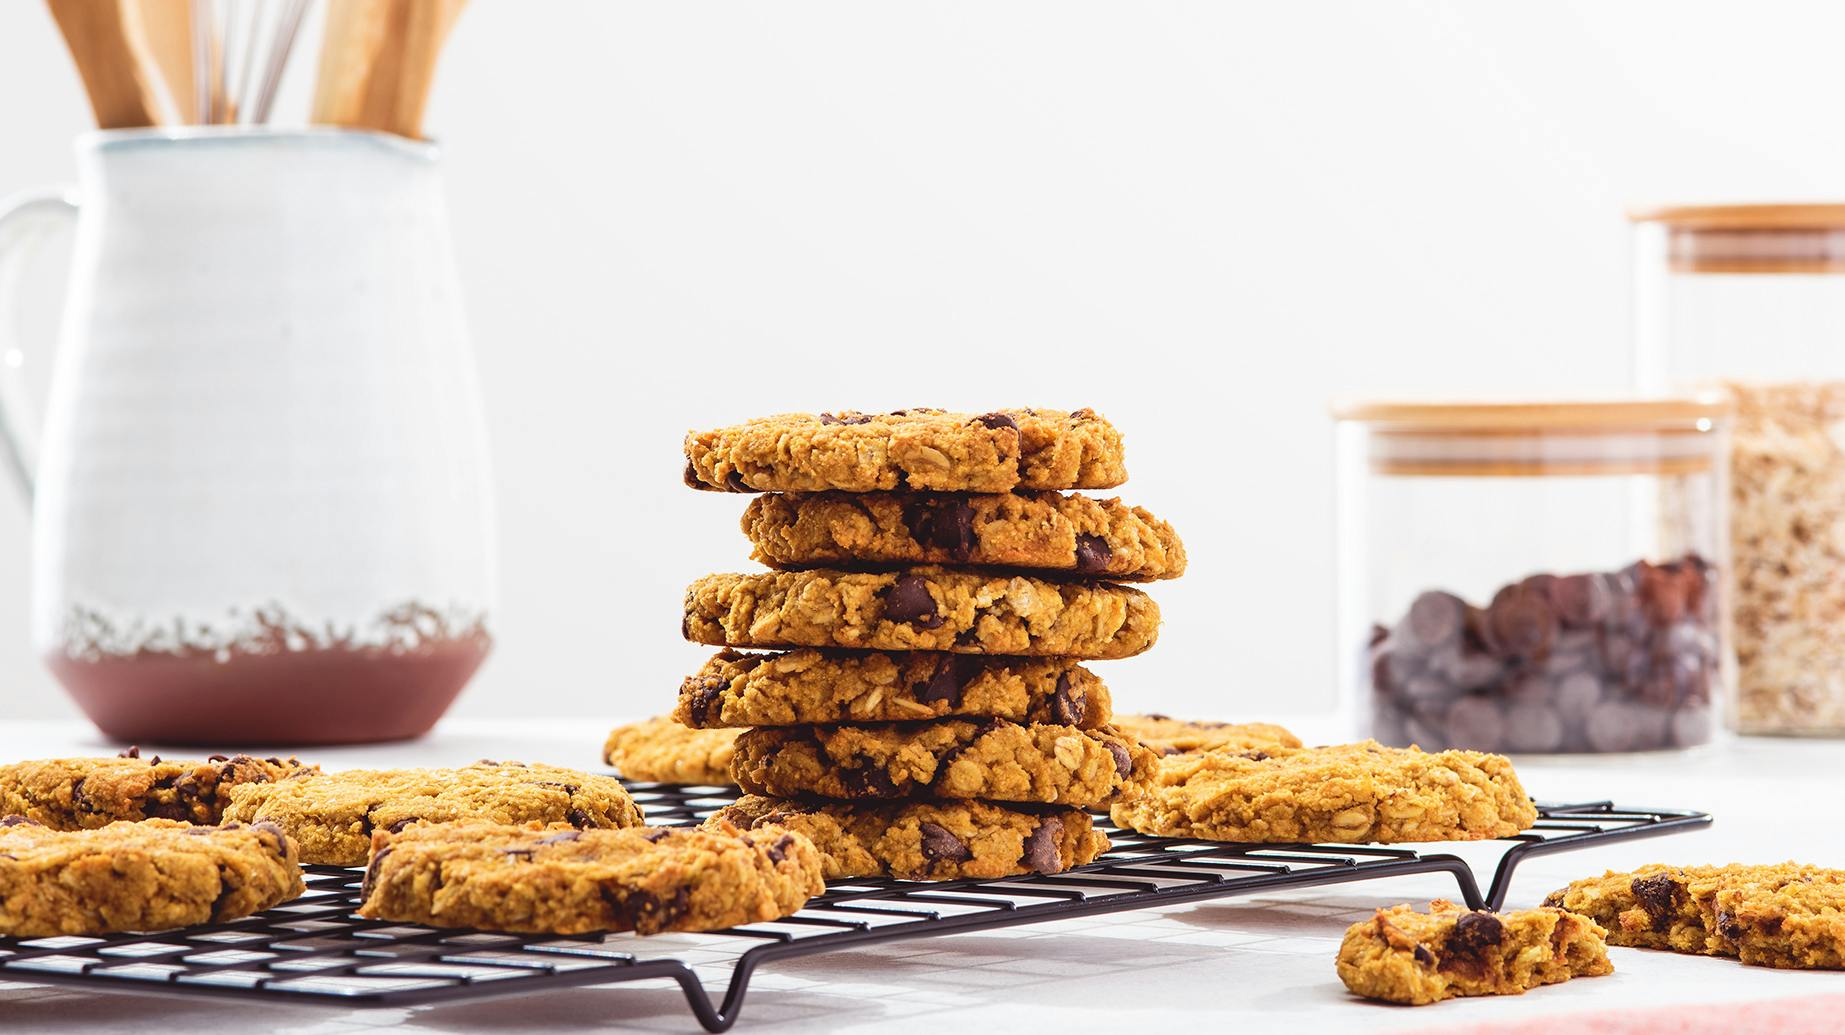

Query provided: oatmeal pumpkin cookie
[684,408,1126,494]
[711,794,1108,880]
[1336,900,1612,1005]
[357,819,823,935]
[683,568,1159,659]
[1113,714,1302,756]
[742,490,1184,581]
[0,751,312,829]
[222,761,645,866]
[731,720,1154,808]
[1545,862,1845,968]
[1110,741,1535,844]
[675,649,1111,729]
[603,717,739,785]
[0,816,304,936]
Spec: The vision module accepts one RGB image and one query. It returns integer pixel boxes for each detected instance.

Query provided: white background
[1,1,1840,729]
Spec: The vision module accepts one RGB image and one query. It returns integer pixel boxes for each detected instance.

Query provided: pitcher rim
[76,126,439,161]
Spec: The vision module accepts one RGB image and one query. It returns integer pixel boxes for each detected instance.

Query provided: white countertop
[0,717,1841,1034]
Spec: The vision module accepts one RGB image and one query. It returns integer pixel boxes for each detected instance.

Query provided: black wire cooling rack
[0,784,1709,1032]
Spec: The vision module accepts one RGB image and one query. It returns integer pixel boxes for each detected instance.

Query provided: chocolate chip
[842,765,900,797]
[1021,816,1063,874]
[71,777,96,816]
[1401,591,1465,650]
[1503,701,1565,753]
[1485,584,1556,660]
[684,676,726,726]
[725,470,749,492]
[903,498,977,562]
[207,754,228,763]
[1444,696,1505,752]
[117,746,139,759]
[1445,912,1504,959]
[360,846,393,901]
[1050,672,1082,726]
[1715,908,1743,942]
[641,829,672,843]
[566,808,595,827]
[1412,944,1436,966]
[820,412,872,426]
[539,830,584,845]
[919,822,971,864]
[974,412,1019,432]
[917,655,979,707]
[767,833,797,863]
[1549,574,1611,628]
[1074,534,1111,574]
[1105,741,1132,779]
[622,886,692,935]
[387,817,422,834]
[0,815,38,827]
[1630,873,1681,931]
[682,460,701,488]
[883,575,943,629]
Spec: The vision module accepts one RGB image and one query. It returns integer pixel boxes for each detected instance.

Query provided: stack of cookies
[675,407,1183,880]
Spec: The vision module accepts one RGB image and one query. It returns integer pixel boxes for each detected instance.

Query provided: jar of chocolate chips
[1334,399,1733,754]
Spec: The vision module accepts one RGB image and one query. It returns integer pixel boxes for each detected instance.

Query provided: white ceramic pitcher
[0,128,496,745]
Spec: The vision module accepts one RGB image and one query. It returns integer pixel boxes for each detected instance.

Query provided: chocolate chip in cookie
[919,821,972,864]
[1445,911,1504,961]
[1074,534,1111,574]
[884,575,944,629]
[1022,815,1064,874]
[1630,872,1681,931]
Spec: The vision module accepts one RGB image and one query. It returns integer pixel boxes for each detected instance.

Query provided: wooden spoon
[45,0,161,128]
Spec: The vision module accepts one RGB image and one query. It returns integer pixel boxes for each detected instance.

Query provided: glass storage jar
[1634,204,1845,735]
[1334,399,1732,754]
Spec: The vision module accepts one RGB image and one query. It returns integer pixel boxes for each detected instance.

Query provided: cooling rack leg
[655,961,736,1034]
[1425,855,1488,910]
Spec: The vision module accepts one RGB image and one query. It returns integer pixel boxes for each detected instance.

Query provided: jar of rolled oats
[1334,399,1732,754]
[1634,204,1845,735]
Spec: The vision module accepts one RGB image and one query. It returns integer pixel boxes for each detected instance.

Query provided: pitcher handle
[0,187,80,503]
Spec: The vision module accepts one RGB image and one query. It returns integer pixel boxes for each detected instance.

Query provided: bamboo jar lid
[1332,397,1731,477]
[1632,204,1845,274]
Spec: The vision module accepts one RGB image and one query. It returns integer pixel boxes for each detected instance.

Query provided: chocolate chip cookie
[0,752,312,829]
[675,649,1112,729]
[357,819,824,935]
[684,568,1160,659]
[1545,863,1845,967]
[711,794,1108,880]
[222,761,646,866]
[1113,714,1302,756]
[731,720,1154,808]
[684,408,1126,494]
[603,717,739,785]
[0,816,304,936]
[742,490,1185,582]
[1110,741,1536,844]
[1336,900,1612,1005]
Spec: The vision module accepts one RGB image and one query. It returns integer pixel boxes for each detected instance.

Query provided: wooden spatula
[119,0,194,123]
[312,0,466,138]
[45,0,161,128]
